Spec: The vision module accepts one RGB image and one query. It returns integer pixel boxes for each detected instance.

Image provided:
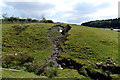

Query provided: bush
[2,55,17,68]
[40,20,54,23]
[34,62,47,75]
[46,20,54,23]
[18,53,34,65]
[44,60,58,78]
[2,52,34,68]
[3,54,58,78]
[25,60,58,78]
[78,67,88,76]
[45,66,58,78]
[12,25,29,34]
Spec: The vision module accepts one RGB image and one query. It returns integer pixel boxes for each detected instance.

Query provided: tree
[41,15,46,20]
[81,18,119,29]
[27,18,32,23]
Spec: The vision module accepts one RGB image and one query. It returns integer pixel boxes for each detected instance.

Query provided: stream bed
[46,24,71,68]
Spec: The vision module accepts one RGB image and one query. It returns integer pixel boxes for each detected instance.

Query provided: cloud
[1,0,119,24]
[0,1,6,18]
[61,1,118,24]
[5,2,54,11]
[119,2,120,17]
[3,2,55,19]
[74,2,110,15]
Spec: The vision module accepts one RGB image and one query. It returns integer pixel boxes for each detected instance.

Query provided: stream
[46,25,71,68]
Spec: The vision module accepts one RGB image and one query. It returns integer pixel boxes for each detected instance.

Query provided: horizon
[0,16,119,25]
[0,0,119,24]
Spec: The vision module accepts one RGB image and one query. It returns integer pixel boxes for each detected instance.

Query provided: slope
[2,23,119,79]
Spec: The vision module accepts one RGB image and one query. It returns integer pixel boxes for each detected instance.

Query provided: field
[1,23,119,79]
[61,24,118,65]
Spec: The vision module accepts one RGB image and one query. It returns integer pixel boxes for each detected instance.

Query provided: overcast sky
[0,0,119,24]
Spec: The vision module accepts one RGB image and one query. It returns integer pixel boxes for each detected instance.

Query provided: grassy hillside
[2,69,85,78]
[2,23,119,79]
[61,24,118,64]
[2,69,46,78]
[2,23,55,62]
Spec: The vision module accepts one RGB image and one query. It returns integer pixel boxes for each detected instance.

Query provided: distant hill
[81,18,119,29]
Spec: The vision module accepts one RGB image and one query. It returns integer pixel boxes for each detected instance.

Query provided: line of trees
[2,17,39,23]
[1,13,54,23]
[81,18,120,29]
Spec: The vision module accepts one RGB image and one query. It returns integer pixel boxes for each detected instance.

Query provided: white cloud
[86,0,118,20]
[2,2,55,19]
[0,1,7,18]
[61,0,119,24]
[1,0,119,24]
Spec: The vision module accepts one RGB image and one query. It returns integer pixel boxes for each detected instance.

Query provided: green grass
[56,69,86,78]
[2,23,56,62]
[61,25,118,64]
[2,68,86,78]
[0,22,1,45]
[2,23,118,78]
[2,69,46,78]
[0,23,2,78]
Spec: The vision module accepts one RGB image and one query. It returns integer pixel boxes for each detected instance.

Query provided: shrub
[44,60,58,78]
[40,20,54,23]
[25,60,58,78]
[78,67,88,76]
[34,62,47,75]
[12,25,29,34]
[2,52,34,68]
[46,20,54,23]
[2,55,17,68]
[45,66,58,78]
[18,53,34,65]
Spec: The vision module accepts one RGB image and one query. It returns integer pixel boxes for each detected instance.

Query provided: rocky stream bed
[46,24,71,68]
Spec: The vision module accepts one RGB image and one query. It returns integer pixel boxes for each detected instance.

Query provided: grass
[2,23,119,78]
[61,25,118,64]
[56,69,86,78]
[0,23,2,78]
[2,69,46,78]
[2,23,56,62]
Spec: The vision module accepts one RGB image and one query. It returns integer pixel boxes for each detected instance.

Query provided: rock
[61,24,71,35]
[95,62,102,67]
[46,24,71,68]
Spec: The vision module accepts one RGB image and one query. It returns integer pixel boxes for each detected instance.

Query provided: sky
[0,0,119,24]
